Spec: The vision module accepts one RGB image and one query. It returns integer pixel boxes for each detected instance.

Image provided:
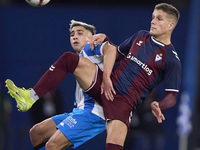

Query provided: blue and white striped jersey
[74,42,107,120]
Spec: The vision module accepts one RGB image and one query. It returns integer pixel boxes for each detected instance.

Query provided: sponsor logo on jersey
[155,53,163,62]
[127,53,153,76]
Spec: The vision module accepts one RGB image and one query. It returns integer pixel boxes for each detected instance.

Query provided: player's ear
[87,31,93,40]
[168,22,175,31]
[88,35,92,41]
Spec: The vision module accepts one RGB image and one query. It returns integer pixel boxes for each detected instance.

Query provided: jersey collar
[151,36,165,47]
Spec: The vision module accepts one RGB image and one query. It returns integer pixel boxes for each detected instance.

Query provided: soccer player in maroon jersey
[89,3,181,150]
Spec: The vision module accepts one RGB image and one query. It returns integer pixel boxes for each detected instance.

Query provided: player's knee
[45,139,61,150]
[30,124,40,138]
[29,124,43,144]
[45,140,54,150]
[46,136,72,150]
[106,120,127,146]
[60,52,79,73]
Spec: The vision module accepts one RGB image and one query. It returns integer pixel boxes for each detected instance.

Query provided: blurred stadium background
[0,0,199,150]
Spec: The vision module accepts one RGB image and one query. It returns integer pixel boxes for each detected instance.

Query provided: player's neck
[152,35,171,45]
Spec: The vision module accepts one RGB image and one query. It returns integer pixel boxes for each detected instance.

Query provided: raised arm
[89,34,117,50]
[101,43,117,100]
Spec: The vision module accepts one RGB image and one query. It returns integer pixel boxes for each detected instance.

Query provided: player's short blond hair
[69,20,96,35]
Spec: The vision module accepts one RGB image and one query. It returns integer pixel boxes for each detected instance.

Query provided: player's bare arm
[89,33,106,50]
[101,43,117,101]
[73,56,97,91]
[159,91,177,110]
[151,91,177,123]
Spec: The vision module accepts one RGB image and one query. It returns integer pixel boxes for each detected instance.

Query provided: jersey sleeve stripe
[100,41,109,55]
[165,89,179,92]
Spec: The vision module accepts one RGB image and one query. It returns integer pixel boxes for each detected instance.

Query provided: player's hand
[151,101,165,123]
[89,34,106,50]
[101,77,116,101]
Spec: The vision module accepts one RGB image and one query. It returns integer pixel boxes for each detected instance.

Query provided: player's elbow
[171,98,177,107]
[159,92,177,110]
[109,44,117,54]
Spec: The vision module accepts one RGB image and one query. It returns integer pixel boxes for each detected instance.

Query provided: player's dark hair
[155,3,180,24]
[69,20,96,35]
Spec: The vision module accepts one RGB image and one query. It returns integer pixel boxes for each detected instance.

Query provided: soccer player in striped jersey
[88,3,181,150]
[5,20,115,150]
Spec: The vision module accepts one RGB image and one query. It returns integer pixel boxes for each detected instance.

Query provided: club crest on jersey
[155,53,162,62]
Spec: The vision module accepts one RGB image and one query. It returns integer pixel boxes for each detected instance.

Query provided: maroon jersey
[111,30,181,107]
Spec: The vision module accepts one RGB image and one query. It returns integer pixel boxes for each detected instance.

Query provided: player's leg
[101,93,133,150]
[73,56,97,90]
[45,129,72,150]
[5,52,97,112]
[29,118,57,147]
[106,120,127,150]
[33,52,96,98]
[47,108,105,149]
[30,113,74,150]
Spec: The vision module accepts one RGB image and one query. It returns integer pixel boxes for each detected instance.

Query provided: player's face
[70,26,92,54]
[150,9,171,38]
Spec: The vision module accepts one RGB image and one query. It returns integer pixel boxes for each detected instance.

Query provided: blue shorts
[52,108,105,148]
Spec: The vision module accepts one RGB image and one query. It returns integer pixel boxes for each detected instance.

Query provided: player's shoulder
[82,43,103,56]
[165,45,181,67]
[83,43,90,50]
[83,43,102,50]
[166,45,180,59]
[82,43,93,56]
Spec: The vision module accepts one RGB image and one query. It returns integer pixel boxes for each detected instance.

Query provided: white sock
[30,89,39,102]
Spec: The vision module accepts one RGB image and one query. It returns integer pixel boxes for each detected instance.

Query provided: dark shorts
[101,92,134,128]
[85,66,102,105]
[86,65,135,128]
